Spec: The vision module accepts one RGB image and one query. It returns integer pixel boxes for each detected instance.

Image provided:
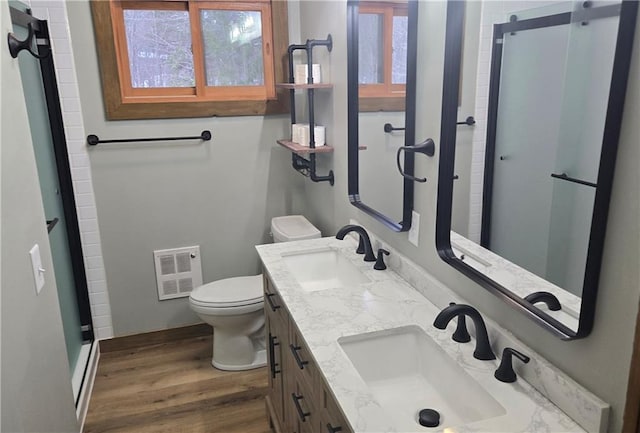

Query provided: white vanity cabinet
[264,273,353,433]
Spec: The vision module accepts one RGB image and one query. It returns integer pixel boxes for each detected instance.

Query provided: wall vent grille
[153,246,202,300]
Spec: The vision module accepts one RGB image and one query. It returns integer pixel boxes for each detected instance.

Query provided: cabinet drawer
[319,384,353,433]
[288,324,319,393]
[290,374,318,433]
[264,273,286,322]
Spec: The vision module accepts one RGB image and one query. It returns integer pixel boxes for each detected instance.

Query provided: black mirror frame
[346,0,419,232]
[435,0,638,340]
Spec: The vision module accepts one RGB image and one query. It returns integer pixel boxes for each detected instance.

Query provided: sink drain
[418,408,441,428]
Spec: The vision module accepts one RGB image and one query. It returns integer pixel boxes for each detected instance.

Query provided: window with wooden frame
[91,0,289,119]
[358,1,408,111]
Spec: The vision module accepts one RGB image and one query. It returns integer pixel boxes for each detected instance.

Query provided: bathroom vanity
[257,236,608,433]
[264,273,352,433]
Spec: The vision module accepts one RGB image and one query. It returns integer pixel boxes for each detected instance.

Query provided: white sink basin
[339,325,506,430]
[282,248,370,292]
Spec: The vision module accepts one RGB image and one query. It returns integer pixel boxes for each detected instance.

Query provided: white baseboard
[76,341,100,432]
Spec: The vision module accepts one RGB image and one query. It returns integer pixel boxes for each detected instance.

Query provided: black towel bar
[87,130,212,146]
[456,116,476,126]
[383,123,405,133]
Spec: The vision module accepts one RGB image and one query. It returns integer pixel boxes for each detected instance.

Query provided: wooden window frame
[91,0,289,119]
[358,1,407,112]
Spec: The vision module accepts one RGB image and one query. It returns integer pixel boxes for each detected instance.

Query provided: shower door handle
[46,217,59,233]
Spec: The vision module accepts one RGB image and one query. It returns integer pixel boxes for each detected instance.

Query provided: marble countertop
[256,236,588,433]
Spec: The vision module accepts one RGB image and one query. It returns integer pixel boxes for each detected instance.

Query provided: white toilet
[189,215,321,371]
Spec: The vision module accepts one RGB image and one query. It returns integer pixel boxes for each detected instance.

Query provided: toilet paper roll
[294,64,322,84]
[292,123,308,145]
[298,125,325,147]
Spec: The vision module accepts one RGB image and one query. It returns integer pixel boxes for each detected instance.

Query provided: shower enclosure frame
[9,5,95,392]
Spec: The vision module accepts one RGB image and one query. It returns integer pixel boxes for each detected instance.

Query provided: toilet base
[212,348,267,371]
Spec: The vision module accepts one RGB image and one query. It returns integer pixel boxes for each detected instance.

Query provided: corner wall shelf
[281,34,335,186]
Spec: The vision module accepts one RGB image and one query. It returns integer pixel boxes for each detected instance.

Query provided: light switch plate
[408,211,420,246]
[29,244,45,294]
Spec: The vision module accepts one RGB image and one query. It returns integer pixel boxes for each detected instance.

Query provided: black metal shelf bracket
[87,130,212,146]
[286,35,334,185]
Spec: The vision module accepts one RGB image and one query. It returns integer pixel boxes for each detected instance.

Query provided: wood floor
[83,326,271,433]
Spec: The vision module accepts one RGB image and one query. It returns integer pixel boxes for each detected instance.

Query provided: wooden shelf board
[276,83,333,90]
[277,140,367,154]
[277,139,334,154]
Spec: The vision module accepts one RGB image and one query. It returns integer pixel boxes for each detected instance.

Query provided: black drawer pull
[327,423,343,433]
[268,334,281,379]
[266,292,281,311]
[291,393,311,422]
[290,344,309,369]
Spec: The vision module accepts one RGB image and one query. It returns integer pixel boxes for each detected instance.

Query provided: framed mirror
[347,0,419,231]
[436,0,638,339]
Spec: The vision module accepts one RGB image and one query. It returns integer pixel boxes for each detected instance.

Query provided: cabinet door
[266,314,284,427]
[265,272,290,431]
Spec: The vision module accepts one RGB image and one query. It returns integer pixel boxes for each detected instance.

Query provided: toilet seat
[189,275,263,315]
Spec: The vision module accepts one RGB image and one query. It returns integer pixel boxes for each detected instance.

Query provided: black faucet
[433,304,495,360]
[335,225,376,262]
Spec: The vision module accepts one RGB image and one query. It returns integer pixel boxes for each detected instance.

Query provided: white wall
[1,2,79,431]
[358,112,405,222]
[297,2,640,432]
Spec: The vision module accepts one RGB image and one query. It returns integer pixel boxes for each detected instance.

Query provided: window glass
[123,9,194,88]
[200,10,264,86]
[392,15,408,84]
[359,13,384,84]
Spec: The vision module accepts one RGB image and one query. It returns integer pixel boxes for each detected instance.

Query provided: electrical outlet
[408,211,420,246]
[29,244,46,294]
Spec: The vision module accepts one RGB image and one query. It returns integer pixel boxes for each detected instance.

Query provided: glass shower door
[13,12,85,382]
[489,21,571,278]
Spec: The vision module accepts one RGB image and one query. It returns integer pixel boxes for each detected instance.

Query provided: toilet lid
[190,275,263,307]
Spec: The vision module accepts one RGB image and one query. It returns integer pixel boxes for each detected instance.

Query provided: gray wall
[66,1,309,336]
[0,3,79,432]
[297,1,640,432]
[358,112,405,222]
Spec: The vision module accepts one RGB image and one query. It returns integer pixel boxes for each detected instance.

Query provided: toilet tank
[271,215,321,243]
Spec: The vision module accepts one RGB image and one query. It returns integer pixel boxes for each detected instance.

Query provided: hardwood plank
[99,324,211,353]
[84,330,270,433]
[88,366,267,419]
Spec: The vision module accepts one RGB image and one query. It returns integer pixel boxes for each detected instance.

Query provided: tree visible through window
[201,10,264,87]
[359,2,408,99]
[123,9,194,88]
[90,1,289,119]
